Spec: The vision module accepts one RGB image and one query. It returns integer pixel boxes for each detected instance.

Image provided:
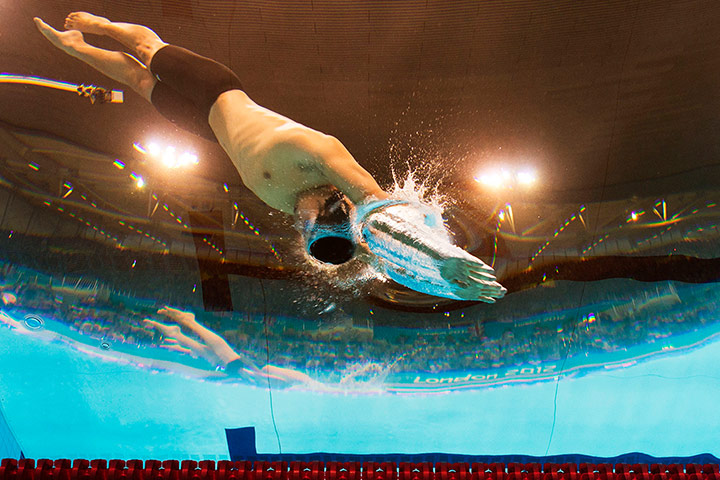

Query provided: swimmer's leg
[158,307,250,367]
[142,318,213,361]
[260,365,315,385]
[63,12,167,67]
[34,17,156,101]
[157,308,310,383]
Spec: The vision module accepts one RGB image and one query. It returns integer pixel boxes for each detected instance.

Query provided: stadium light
[475,166,537,190]
[135,141,199,168]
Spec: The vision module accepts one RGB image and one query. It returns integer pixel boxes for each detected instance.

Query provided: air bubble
[23,314,44,330]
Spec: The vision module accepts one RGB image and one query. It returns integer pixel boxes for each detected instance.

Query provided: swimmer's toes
[65,12,110,34]
[36,20,85,51]
[158,306,183,319]
[160,306,195,325]
[34,18,56,36]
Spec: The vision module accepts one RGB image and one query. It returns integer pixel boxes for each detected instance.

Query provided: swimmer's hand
[440,257,507,303]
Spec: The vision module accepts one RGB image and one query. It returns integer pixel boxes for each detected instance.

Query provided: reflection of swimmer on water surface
[33,12,505,303]
[143,306,316,386]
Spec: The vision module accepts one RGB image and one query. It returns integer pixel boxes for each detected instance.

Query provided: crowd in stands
[0,232,719,382]
[257,285,719,378]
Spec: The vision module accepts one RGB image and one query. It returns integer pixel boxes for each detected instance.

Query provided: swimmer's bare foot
[64,12,110,35]
[157,306,198,328]
[34,17,87,55]
[159,338,193,355]
[143,318,182,339]
[440,257,507,303]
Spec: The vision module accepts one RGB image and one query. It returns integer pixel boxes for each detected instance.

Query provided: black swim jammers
[149,45,244,141]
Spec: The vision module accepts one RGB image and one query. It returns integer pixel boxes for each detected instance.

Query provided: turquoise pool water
[1,277,719,460]
[3,0,720,463]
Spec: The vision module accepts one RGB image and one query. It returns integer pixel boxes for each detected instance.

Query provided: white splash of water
[300,169,453,302]
[330,346,417,393]
[339,361,390,385]
[293,356,403,394]
[387,168,449,218]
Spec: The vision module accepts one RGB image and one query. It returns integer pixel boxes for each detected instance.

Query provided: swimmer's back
[208,90,339,213]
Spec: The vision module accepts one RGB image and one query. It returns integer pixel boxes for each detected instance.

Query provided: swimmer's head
[295,186,356,265]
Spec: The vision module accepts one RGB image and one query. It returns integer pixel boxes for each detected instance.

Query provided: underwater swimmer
[34,12,505,302]
[143,306,316,386]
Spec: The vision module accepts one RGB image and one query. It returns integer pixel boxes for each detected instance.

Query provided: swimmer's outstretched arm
[298,135,389,204]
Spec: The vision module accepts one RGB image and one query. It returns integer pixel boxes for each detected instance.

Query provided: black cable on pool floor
[259,277,282,454]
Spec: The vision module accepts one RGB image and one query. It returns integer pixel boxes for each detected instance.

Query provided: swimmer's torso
[208,90,338,214]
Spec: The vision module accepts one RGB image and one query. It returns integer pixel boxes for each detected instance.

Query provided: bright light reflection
[179,152,198,165]
[136,176,145,189]
[517,170,536,185]
[147,142,161,156]
[139,141,198,169]
[475,166,537,190]
[61,182,73,199]
[627,210,645,223]
[476,173,504,189]
[162,146,176,168]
